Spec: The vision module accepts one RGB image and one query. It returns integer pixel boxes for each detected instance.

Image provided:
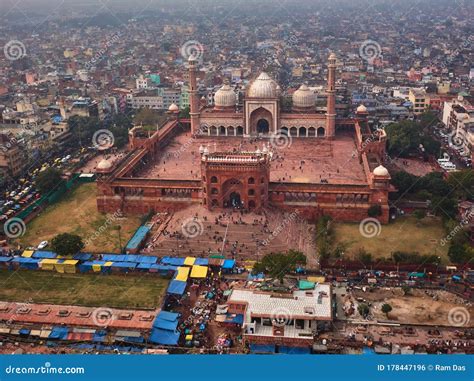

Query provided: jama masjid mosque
[96,54,392,223]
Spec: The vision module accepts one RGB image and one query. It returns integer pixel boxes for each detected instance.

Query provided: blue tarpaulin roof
[167,280,187,295]
[11,257,40,269]
[0,257,12,262]
[90,261,108,266]
[93,330,107,342]
[153,264,178,272]
[73,253,92,261]
[153,311,180,330]
[222,259,235,269]
[49,327,69,340]
[224,313,243,325]
[250,344,275,353]
[149,329,180,345]
[157,311,180,322]
[135,256,157,264]
[247,272,264,281]
[32,251,57,259]
[161,257,186,266]
[102,254,126,262]
[125,226,150,250]
[194,258,209,266]
[111,262,137,269]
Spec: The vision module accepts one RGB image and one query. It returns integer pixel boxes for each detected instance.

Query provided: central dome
[214,84,236,108]
[292,84,315,108]
[247,72,278,98]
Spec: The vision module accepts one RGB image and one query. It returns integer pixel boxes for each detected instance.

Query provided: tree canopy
[253,250,306,283]
[381,303,392,317]
[385,117,440,158]
[358,303,370,318]
[68,114,132,149]
[51,233,85,257]
[35,168,64,194]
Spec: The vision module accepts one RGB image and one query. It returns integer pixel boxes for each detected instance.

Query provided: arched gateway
[200,151,271,211]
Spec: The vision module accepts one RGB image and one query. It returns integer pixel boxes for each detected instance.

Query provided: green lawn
[332,216,449,261]
[0,270,169,309]
[17,183,142,253]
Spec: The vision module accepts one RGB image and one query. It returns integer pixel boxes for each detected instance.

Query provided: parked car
[37,241,49,249]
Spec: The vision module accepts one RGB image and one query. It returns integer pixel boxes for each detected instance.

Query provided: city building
[442,96,474,158]
[0,134,26,178]
[227,285,332,352]
[408,88,429,115]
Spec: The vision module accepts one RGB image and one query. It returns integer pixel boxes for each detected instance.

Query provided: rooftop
[229,285,332,320]
[136,132,368,186]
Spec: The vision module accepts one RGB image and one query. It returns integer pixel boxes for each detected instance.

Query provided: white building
[136,75,152,90]
[227,284,332,352]
[128,91,163,110]
[442,96,474,158]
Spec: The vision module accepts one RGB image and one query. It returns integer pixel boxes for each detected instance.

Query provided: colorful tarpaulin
[298,280,315,290]
[307,276,325,283]
[175,267,190,281]
[40,258,59,271]
[21,250,34,258]
[194,258,209,266]
[92,264,102,272]
[32,251,57,259]
[250,344,275,353]
[190,265,208,278]
[73,253,92,261]
[149,311,181,346]
[125,226,150,251]
[161,257,186,266]
[49,326,70,340]
[54,260,78,273]
[167,280,187,295]
[222,259,235,269]
[149,329,180,346]
[184,257,196,266]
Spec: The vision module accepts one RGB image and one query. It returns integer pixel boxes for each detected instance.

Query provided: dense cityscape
[0,0,473,359]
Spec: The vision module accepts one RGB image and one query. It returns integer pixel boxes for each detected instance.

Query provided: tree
[179,106,190,119]
[316,216,333,260]
[51,233,85,257]
[381,303,392,317]
[418,111,438,129]
[357,249,373,265]
[253,250,306,283]
[391,171,418,195]
[385,119,440,157]
[357,303,370,318]
[134,108,162,126]
[448,170,474,201]
[35,168,63,194]
[430,195,458,220]
[413,209,426,224]
[401,285,411,296]
[448,243,474,265]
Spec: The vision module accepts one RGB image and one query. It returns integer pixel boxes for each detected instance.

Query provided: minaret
[325,53,337,138]
[188,54,200,135]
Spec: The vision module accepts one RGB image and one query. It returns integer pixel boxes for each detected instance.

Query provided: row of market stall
[0,251,236,277]
[0,324,147,346]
